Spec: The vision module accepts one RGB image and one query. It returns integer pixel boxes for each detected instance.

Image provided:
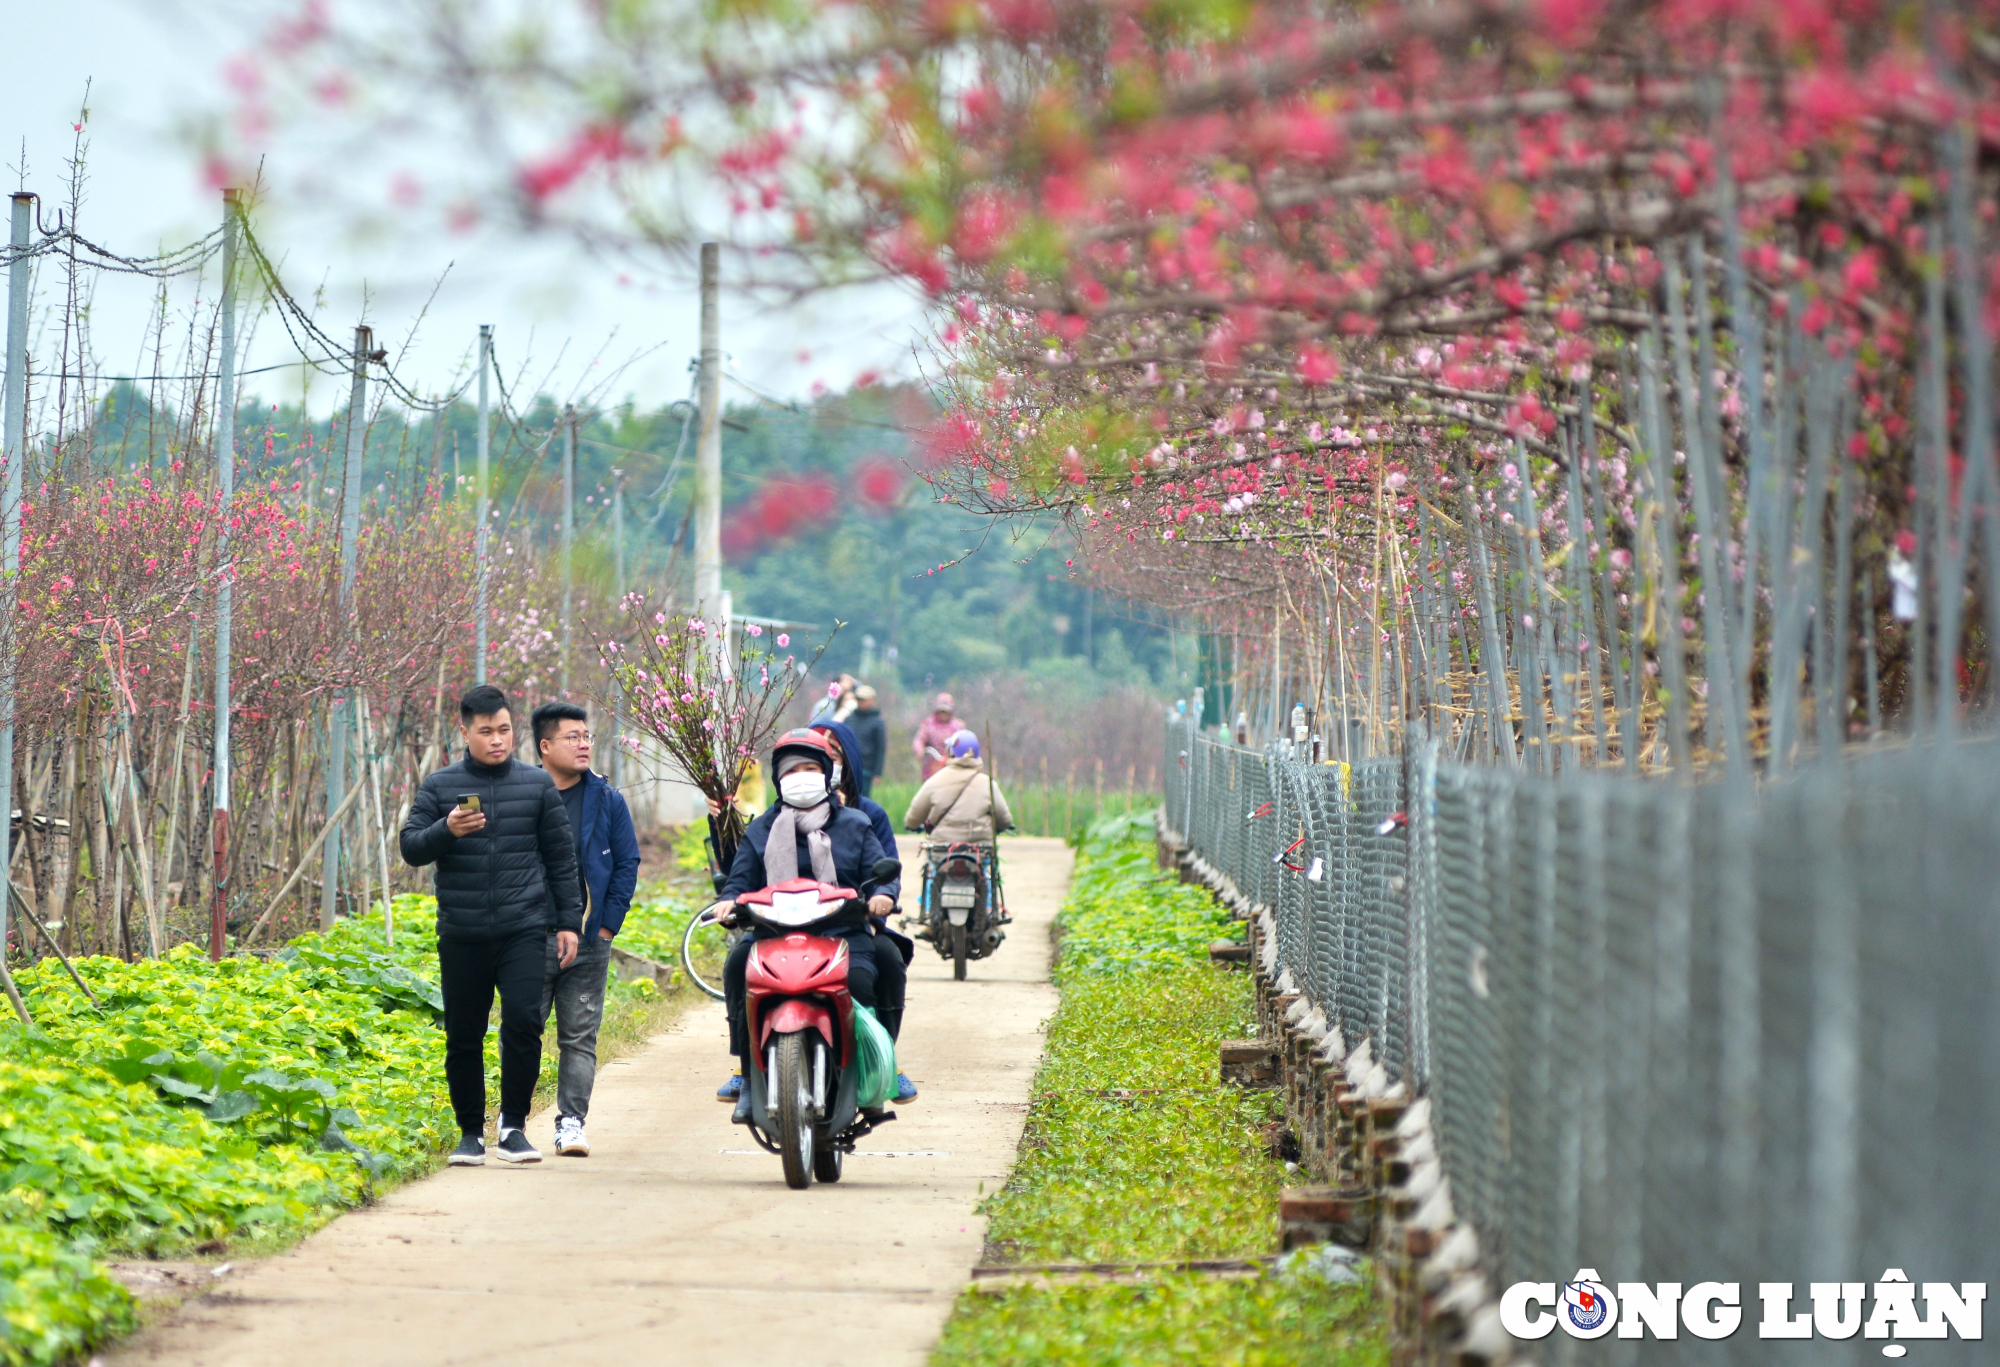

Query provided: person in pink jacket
[912,693,966,781]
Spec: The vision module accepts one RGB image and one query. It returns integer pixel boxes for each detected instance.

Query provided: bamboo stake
[242,779,368,949]
[361,698,396,944]
[16,748,43,920]
[58,699,88,947]
[158,627,198,916]
[0,953,29,1026]
[110,790,127,960]
[117,723,163,956]
[8,882,95,1004]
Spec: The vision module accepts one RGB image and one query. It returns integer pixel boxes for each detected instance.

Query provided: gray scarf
[765,799,838,884]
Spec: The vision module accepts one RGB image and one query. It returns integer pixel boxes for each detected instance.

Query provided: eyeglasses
[555,731,592,744]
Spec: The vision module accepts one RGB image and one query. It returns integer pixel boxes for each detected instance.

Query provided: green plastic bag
[851,1004,897,1109]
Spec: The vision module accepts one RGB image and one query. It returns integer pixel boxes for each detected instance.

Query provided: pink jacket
[912,715,965,780]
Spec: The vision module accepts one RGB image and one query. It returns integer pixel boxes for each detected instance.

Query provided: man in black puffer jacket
[401,684,584,1166]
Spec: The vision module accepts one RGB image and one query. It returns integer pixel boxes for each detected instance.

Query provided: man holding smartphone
[401,685,584,1166]
[530,701,641,1158]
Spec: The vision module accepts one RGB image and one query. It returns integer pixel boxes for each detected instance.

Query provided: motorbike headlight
[765,888,826,927]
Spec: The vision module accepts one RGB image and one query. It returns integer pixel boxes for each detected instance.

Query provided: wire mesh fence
[1166,714,2000,1359]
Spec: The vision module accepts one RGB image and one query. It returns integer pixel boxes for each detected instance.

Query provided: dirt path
[107,837,1072,1367]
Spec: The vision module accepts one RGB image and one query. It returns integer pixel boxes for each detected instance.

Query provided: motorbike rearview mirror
[870,858,902,883]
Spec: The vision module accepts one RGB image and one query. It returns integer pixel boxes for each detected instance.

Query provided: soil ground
[104,837,1072,1367]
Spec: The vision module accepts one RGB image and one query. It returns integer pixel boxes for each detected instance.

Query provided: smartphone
[456,794,482,814]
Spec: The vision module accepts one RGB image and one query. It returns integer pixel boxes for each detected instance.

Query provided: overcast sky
[2,1,930,417]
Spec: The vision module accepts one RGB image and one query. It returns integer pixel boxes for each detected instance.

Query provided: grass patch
[986,970,1278,1263]
[871,779,1157,842]
[931,812,1386,1367]
[936,1276,1383,1367]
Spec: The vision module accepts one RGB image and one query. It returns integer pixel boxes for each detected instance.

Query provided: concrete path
[107,838,1072,1367]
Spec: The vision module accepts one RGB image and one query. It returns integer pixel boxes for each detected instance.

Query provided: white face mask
[779,771,829,809]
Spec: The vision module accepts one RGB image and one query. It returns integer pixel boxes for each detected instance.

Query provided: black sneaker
[730,1093,753,1126]
[448,1133,486,1166]
[493,1128,541,1163]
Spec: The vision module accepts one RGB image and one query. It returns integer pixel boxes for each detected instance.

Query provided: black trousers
[725,931,899,1070]
[873,933,907,1042]
[439,927,547,1134]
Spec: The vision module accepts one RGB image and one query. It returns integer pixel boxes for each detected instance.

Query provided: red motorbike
[724,858,900,1189]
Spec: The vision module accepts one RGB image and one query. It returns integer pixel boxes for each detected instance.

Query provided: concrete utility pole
[211,189,241,958]
[694,243,722,620]
[561,404,574,693]
[609,470,624,788]
[0,193,30,962]
[322,326,371,931]
[475,324,492,685]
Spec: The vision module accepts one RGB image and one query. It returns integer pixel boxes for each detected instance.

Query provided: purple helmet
[949,731,981,759]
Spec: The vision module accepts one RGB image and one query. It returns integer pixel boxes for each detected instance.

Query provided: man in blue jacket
[532,702,642,1158]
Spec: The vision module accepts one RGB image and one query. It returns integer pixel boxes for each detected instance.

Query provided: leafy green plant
[0,1217,136,1367]
[613,895,700,968]
[0,918,457,1365]
[1,893,681,1367]
[281,940,445,1019]
[1054,813,1237,978]
[99,1039,262,1123]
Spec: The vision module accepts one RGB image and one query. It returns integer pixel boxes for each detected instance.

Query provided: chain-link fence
[1166,715,2000,1362]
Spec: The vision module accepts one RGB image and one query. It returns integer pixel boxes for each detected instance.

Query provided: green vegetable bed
[932,814,1387,1367]
[0,895,665,1367]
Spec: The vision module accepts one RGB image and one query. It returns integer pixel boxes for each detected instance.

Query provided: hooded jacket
[811,718,901,904]
[903,755,1013,843]
[718,800,887,912]
[401,755,584,942]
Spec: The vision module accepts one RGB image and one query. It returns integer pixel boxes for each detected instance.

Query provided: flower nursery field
[0,896,676,1367]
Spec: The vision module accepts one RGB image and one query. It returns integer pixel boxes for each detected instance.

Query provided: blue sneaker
[893,1073,919,1104]
[716,1073,743,1102]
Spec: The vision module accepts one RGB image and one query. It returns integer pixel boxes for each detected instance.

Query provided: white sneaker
[554,1115,590,1157]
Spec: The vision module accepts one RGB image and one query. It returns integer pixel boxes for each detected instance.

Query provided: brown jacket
[903,756,1014,842]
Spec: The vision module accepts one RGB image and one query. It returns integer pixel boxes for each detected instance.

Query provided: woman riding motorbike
[713,728,890,1126]
[811,719,919,1103]
[904,731,1014,841]
[713,720,921,1109]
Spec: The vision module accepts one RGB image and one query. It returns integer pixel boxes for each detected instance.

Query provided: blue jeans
[539,932,612,1120]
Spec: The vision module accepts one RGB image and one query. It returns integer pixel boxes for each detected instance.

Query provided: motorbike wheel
[950,920,969,980]
[774,1033,815,1190]
[812,1132,844,1183]
[680,906,730,1002]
